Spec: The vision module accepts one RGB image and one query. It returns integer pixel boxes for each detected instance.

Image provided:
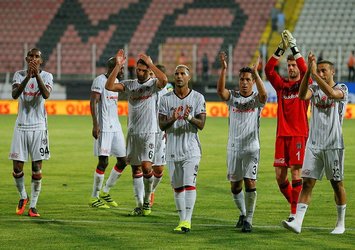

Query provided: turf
[0,115,354,249]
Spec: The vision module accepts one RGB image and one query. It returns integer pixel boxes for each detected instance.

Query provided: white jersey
[159,89,206,161]
[91,74,123,132]
[226,90,264,151]
[308,83,348,149]
[12,70,53,131]
[122,78,160,134]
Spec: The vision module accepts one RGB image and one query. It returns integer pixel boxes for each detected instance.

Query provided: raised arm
[311,57,344,100]
[252,56,267,104]
[105,49,125,92]
[264,35,288,88]
[216,51,230,101]
[139,53,168,89]
[299,52,314,100]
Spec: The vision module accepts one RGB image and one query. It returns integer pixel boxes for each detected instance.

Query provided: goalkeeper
[265,30,310,223]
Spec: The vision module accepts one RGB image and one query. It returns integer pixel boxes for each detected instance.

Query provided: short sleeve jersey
[122,78,160,134]
[91,74,123,132]
[226,90,265,151]
[159,90,206,161]
[12,70,53,131]
[308,83,348,149]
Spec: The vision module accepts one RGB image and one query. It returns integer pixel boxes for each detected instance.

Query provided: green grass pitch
[0,115,354,249]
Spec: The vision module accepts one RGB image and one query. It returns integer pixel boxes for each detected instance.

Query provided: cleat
[150,192,155,207]
[129,207,143,216]
[143,202,151,216]
[28,207,40,217]
[235,215,245,228]
[287,216,295,223]
[173,221,184,232]
[241,220,252,233]
[89,198,110,209]
[99,191,118,207]
[181,221,191,233]
[174,221,190,233]
[16,197,29,215]
[282,219,301,234]
[331,226,345,234]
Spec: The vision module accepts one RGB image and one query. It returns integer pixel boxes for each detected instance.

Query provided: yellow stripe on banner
[1,100,355,119]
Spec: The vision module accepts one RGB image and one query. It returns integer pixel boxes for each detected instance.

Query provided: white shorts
[167,156,200,189]
[153,131,166,166]
[126,133,155,165]
[94,131,126,157]
[9,129,50,162]
[302,147,344,181]
[227,149,259,182]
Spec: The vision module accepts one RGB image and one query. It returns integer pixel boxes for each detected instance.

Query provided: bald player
[89,56,127,209]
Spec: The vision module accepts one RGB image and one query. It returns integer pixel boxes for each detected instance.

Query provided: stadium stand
[0,0,274,80]
[293,0,355,79]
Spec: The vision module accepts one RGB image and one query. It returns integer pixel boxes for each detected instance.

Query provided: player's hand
[283,30,296,47]
[252,56,261,74]
[307,52,317,75]
[115,49,126,66]
[219,51,227,69]
[183,105,192,120]
[92,126,100,139]
[172,107,180,121]
[139,53,153,66]
[28,60,39,77]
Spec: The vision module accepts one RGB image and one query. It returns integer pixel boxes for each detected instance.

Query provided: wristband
[290,46,300,55]
[187,114,193,121]
[274,47,285,57]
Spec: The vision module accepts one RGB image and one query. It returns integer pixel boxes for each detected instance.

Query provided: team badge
[296,142,302,149]
[149,143,154,149]
[42,139,48,145]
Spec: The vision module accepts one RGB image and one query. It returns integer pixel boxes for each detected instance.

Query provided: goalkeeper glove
[282,30,300,56]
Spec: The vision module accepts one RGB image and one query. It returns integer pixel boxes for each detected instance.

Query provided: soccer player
[159,65,206,233]
[9,48,53,217]
[149,64,173,207]
[217,52,267,232]
[283,53,348,234]
[89,57,127,209]
[265,30,309,222]
[105,49,168,216]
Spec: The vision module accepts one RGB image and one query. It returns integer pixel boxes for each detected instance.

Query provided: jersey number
[149,151,153,159]
[296,151,301,161]
[40,146,50,156]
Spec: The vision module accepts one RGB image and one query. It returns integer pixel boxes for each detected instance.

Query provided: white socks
[174,191,186,222]
[331,204,346,234]
[133,176,144,207]
[14,175,27,199]
[30,179,42,208]
[233,191,246,216]
[245,190,257,224]
[185,189,196,223]
[92,171,104,198]
[143,176,153,204]
[102,167,122,193]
